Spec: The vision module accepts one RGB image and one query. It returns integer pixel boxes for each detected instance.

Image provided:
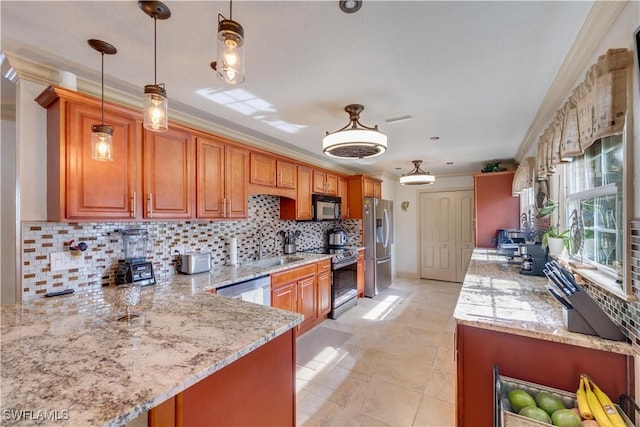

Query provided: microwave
[312,194,342,221]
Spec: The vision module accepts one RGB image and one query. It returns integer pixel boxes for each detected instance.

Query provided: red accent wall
[474,171,520,247]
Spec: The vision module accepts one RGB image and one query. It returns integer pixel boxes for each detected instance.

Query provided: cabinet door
[316,260,332,317]
[196,137,225,219]
[357,250,365,298]
[226,146,249,219]
[363,178,374,198]
[250,152,276,187]
[297,166,313,220]
[313,170,327,194]
[271,283,297,313]
[65,103,139,220]
[297,276,317,332]
[325,173,338,196]
[143,127,194,219]
[373,181,382,198]
[277,159,296,189]
[337,176,348,217]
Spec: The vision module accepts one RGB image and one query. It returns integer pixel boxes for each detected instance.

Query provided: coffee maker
[116,229,156,286]
[519,243,548,276]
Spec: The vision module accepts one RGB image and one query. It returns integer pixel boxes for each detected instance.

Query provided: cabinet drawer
[271,264,317,288]
[317,259,331,275]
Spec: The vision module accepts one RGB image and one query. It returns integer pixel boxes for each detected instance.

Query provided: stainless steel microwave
[312,194,342,221]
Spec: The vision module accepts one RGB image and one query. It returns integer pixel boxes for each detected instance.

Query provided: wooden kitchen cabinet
[249,152,296,191]
[196,136,248,219]
[280,165,313,220]
[346,175,383,219]
[313,169,338,195]
[271,263,317,334]
[316,259,332,317]
[338,176,349,218]
[37,86,143,221]
[143,126,195,219]
[271,282,297,313]
[277,159,297,189]
[357,249,365,298]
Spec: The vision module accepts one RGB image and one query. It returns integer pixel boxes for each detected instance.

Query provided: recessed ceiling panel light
[384,114,414,124]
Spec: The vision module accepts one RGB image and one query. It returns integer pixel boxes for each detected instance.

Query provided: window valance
[513,156,535,195]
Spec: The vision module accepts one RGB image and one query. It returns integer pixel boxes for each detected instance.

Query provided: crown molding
[2,51,360,176]
[514,1,628,162]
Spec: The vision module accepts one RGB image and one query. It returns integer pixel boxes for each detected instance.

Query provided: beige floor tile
[372,352,433,391]
[413,394,455,427]
[360,377,423,426]
[334,342,382,376]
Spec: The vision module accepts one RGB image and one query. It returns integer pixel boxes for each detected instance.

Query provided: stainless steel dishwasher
[215,275,271,306]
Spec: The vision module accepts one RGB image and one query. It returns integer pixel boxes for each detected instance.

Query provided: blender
[115,229,156,286]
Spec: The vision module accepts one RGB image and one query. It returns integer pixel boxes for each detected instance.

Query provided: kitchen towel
[229,237,238,266]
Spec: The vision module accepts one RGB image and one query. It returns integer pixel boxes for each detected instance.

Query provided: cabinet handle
[227,199,231,217]
[130,191,136,218]
[147,193,153,218]
[223,197,227,218]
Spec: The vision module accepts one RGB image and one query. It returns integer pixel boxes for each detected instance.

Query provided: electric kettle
[328,227,347,248]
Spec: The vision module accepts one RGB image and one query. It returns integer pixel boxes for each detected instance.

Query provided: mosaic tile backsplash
[21,195,362,299]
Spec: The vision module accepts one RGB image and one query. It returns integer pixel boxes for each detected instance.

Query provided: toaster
[180,253,212,275]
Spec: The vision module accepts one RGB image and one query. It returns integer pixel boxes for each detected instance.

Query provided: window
[565,135,624,284]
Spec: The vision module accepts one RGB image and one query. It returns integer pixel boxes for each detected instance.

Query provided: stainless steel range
[301,247,359,319]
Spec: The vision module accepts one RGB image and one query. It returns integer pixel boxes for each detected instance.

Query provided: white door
[420,191,457,282]
[420,190,474,282]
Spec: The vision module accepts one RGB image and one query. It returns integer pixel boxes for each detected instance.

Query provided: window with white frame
[565,135,624,284]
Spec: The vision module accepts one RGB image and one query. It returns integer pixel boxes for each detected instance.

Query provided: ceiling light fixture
[140,1,171,132]
[211,0,245,85]
[323,104,387,159]
[339,0,362,14]
[400,160,435,185]
[88,39,117,162]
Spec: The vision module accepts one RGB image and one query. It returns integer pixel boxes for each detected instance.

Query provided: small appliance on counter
[496,228,525,259]
[327,226,347,248]
[518,244,548,276]
[180,252,212,275]
[115,229,155,287]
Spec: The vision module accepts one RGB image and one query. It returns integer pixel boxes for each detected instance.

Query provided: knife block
[563,289,626,341]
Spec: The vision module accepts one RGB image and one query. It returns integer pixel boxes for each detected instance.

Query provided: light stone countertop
[453,248,635,356]
[0,254,341,426]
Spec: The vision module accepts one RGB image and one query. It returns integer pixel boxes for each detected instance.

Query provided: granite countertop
[0,255,335,426]
[453,248,635,356]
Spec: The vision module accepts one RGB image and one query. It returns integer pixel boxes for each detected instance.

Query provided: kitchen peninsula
[454,249,636,427]
[0,255,340,426]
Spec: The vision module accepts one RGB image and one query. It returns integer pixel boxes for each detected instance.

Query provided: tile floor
[296,277,462,427]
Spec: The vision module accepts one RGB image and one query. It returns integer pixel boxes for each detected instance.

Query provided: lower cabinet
[316,259,331,318]
[148,329,296,427]
[455,324,634,427]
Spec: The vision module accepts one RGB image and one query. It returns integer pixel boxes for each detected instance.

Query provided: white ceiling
[1,1,595,178]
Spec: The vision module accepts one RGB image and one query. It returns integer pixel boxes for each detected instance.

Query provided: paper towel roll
[229,237,238,266]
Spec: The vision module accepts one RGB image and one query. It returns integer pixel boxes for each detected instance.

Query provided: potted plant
[537,201,570,257]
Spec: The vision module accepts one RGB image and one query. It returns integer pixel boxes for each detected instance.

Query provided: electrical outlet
[170,245,183,256]
[50,252,89,271]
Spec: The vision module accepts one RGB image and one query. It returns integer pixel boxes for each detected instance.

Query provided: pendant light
[88,39,117,162]
[323,104,387,159]
[139,1,171,132]
[211,0,246,84]
[400,160,435,185]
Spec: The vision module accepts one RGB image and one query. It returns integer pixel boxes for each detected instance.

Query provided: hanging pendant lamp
[139,1,171,132]
[211,0,246,84]
[400,160,435,185]
[88,39,117,162]
[323,104,387,159]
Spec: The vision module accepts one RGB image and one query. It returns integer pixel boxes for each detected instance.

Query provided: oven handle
[332,258,358,270]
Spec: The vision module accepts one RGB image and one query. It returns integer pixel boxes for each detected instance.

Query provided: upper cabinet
[143,126,195,219]
[248,151,297,198]
[196,136,249,220]
[346,175,383,219]
[337,176,348,218]
[37,86,142,222]
[312,169,338,196]
[281,165,312,220]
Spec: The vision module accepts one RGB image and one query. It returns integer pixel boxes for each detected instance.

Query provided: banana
[577,375,594,420]
[583,375,615,427]
[588,377,627,427]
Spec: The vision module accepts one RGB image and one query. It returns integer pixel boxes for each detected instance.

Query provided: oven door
[332,261,358,309]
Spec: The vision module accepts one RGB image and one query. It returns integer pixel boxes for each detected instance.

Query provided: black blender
[116,229,156,286]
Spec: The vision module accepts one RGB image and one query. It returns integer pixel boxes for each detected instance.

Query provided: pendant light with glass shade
[400,160,435,185]
[211,0,246,84]
[139,1,171,132]
[88,39,117,162]
[323,104,387,159]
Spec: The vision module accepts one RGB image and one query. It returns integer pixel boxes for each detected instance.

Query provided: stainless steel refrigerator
[363,198,393,297]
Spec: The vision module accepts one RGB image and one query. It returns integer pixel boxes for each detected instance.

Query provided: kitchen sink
[250,256,305,269]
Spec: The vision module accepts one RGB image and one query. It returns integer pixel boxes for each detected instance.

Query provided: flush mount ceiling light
[139,1,171,132]
[323,104,387,159]
[88,39,117,162]
[339,0,362,14]
[400,160,435,185]
[211,0,245,85]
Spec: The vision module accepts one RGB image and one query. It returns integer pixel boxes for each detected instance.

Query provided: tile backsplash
[21,195,362,299]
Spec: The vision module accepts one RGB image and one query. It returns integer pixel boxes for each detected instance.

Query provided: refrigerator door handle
[383,208,390,248]
[376,258,391,265]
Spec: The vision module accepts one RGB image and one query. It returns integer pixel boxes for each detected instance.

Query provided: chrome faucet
[258,225,277,260]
